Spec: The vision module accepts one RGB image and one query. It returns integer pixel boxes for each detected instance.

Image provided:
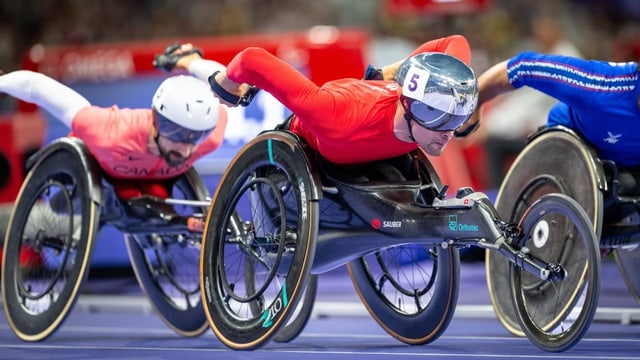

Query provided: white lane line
[0,343,638,360]
[65,296,640,325]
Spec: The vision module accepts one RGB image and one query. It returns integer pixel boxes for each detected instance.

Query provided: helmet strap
[152,132,172,166]
[404,113,416,142]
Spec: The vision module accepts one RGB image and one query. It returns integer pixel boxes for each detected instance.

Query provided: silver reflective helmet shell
[395,52,478,131]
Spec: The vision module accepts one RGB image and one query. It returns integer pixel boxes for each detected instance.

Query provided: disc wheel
[614,248,640,304]
[489,129,602,336]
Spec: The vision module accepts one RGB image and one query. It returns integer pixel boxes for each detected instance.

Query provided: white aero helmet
[152,75,220,144]
[395,52,478,131]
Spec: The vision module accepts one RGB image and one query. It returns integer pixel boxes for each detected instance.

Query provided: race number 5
[402,66,430,101]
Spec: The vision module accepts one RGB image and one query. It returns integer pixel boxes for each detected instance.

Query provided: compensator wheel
[200,132,318,350]
[2,146,99,341]
[126,168,209,336]
[510,193,601,352]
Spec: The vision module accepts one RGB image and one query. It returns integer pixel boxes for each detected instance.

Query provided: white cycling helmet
[395,52,478,131]
[151,75,219,144]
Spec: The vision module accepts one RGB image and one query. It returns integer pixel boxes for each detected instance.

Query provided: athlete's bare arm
[455,60,512,136]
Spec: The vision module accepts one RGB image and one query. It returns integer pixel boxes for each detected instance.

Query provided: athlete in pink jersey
[0,46,230,199]
[205,35,478,165]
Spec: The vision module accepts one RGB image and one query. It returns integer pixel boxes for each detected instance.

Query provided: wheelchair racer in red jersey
[203,35,478,165]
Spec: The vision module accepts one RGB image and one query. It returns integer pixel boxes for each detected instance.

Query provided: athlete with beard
[0,45,229,199]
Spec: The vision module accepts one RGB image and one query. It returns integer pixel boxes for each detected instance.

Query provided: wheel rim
[511,194,600,352]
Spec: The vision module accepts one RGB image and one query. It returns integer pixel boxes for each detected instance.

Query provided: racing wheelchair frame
[0,137,210,341]
[199,129,601,352]
[0,136,317,343]
[487,125,640,339]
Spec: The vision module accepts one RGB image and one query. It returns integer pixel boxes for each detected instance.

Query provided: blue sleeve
[506,51,639,110]
[547,102,573,127]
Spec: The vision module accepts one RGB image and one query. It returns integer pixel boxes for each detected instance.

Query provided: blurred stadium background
[0,0,638,268]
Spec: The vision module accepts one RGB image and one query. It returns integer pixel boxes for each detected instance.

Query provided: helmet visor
[154,111,212,144]
[405,93,471,131]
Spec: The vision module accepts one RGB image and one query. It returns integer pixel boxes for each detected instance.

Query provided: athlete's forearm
[452,60,511,138]
[188,59,225,83]
[477,60,513,108]
[0,70,89,127]
[225,47,331,115]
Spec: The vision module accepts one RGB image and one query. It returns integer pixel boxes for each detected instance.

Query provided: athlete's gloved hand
[454,119,480,138]
[363,64,384,80]
[208,70,260,107]
[153,43,203,72]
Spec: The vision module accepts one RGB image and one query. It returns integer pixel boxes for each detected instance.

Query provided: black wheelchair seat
[311,150,442,234]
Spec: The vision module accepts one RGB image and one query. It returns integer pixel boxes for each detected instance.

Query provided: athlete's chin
[422,143,447,157]
[165,156,189,167]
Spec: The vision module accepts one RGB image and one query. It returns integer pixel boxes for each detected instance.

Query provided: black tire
[347,244,460,345]
[246,252,318,343]
[614,249,640,304]
[1,148,99,341]
[125,168,208,336]
[489,129,603,337]
[272,274,317,343]
[510,193,601,352]
[200,132,318,350]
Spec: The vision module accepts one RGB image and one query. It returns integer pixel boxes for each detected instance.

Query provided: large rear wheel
[126,168,209,336]
[200,133,318,350]
[489,129,603,336]
[2,147,99,341]
[348,244,459,344]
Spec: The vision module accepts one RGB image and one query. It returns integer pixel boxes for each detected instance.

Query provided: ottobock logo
[448,214,479,232]
[371,219,402,229]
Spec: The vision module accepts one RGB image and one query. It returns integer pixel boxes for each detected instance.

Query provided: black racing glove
[363,64,384,80]
[153,43,204,72]
[208,71,260,107]
[453,121,480,138]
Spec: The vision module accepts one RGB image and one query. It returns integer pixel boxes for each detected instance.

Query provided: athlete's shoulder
[72,105,152,147]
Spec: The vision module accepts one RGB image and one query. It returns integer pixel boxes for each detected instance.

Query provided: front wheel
[510,193,601,352]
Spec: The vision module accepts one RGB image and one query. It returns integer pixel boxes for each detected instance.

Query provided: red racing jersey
[225,35,471,164]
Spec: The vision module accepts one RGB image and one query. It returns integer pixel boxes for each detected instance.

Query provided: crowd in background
[0,0,638,73]
[0,0,638,191]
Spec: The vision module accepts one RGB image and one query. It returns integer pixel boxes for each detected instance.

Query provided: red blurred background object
[385,0,492,16]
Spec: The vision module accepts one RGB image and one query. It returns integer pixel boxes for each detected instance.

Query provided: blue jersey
[507,51,640,166]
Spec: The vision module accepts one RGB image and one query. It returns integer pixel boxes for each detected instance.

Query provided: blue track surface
[1,260,639,359]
